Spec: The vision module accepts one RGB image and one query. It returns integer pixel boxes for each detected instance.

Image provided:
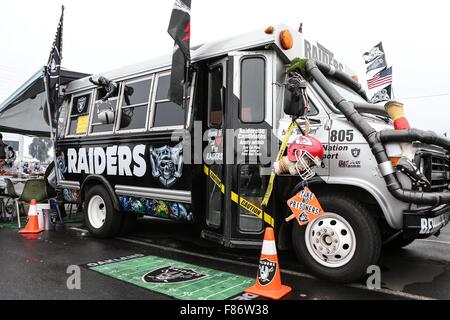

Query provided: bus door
[203,52,274,247]
[226,51,275,247]
[202,58,228,243]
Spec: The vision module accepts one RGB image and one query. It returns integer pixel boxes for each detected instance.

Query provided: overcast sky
[1,0,449,134]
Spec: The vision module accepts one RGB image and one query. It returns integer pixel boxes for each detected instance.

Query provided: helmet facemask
[293,149,322,181]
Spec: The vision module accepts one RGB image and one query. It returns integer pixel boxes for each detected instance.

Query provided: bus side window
[208,65,224,127]
[238,165,264,233]
[240,57,265,123]
[67,92,92,136]
[152,73,186,129]
[90,85,120,134]
[118,77,153,132]
[57,101,69,139]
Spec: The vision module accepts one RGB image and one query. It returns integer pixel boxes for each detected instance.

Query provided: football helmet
[287,135,324,180]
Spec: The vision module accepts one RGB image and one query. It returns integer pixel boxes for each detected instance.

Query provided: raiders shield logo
[143,266,206,284]
[299,213,309,223]
[150,143,184,188]
[351,148,361,158]
[257,259,277,286]
[77,97,87,113]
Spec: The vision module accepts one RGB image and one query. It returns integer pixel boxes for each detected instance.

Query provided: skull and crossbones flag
[363,42,385,64]
[370,85,392,104]
[45,5,64,123]
[167,0,191,106]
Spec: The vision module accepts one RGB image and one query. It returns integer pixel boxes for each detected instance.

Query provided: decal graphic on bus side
[66,144,183,185]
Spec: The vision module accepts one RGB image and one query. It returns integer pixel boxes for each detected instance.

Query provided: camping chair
[16,179,48,229]
[0,179,21,225]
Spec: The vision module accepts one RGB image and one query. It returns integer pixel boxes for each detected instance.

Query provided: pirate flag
[370,85,392,104]
[366,55,387,73]
[168,0,191,106]
[363,42,385,64]
[44,5,64,126]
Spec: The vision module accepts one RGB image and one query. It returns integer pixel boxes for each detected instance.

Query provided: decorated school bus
[3,24,449,283]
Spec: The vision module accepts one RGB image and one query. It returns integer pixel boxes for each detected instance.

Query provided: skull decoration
[56,152,67,181]
[150,143,184,188]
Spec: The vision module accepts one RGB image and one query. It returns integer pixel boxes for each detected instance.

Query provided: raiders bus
[45,25,450,282]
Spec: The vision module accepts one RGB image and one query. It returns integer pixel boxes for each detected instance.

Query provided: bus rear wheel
[84,185,122,239]
[291,193,382,283]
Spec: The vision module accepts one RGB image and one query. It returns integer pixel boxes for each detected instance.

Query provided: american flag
[367,67,392,90]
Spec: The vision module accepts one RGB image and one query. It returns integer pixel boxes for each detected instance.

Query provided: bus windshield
[310,77,368,115]
[329,78,367,104]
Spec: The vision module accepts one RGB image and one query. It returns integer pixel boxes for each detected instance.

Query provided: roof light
[265,26,274,34]
[280,30,293,50]
[351,75,359,83]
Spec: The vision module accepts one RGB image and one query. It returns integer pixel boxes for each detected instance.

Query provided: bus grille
[429,155,450,192]
[419,152,450,192]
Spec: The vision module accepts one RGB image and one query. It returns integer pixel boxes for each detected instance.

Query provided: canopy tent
[0,67,90,137]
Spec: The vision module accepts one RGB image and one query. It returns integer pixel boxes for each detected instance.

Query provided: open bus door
[202,51,275,248]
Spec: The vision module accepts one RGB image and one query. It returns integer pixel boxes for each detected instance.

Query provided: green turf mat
[90,255,254,300]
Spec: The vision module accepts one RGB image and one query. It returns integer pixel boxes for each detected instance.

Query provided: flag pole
[183,59,189,110]
[43,65,60,187]
[43,67,55,141]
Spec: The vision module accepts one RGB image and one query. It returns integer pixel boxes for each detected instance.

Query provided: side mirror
[284,89,306,117]
[284,72,307,117]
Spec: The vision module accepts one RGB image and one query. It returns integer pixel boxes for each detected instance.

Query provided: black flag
[45,5,64,122]
[370,85,392,104]
[167,0,191,106]
[366,55,387,73]
[363,42,385,64]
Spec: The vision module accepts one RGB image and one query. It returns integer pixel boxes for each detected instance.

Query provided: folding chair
[16,179,48,229]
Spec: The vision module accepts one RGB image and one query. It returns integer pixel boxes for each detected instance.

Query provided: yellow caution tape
[204,165,274,227]
[261,120,299,208]
[232,192,275,226]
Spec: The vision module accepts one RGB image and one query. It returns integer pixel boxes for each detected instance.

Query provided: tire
[291,193,382,283]
[84,185,122,239]
[384,236,415,251]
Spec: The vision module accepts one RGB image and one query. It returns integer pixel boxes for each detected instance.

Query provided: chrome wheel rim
[305,213,356,268]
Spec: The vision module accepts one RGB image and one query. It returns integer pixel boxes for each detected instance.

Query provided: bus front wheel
[291,193,382,283]
[84,185,122,239]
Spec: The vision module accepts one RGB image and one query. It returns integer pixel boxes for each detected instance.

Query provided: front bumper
[404,205,450,238]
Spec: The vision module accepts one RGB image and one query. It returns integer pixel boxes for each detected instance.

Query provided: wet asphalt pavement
[0,217,449,300]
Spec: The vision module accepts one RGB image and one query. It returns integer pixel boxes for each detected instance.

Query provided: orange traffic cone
[19,200,44,235]
[245,228,292,300]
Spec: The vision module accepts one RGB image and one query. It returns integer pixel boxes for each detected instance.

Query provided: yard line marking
[204,282,252,300]
[418,239,450,246]
[188,278,232,295]
[70,228,437,301]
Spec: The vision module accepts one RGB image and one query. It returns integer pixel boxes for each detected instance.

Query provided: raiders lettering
[67,145,147,177]
[304,40,344,71]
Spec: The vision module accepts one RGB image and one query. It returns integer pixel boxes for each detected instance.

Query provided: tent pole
[43,67,59,185]
[43,67,55,141]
